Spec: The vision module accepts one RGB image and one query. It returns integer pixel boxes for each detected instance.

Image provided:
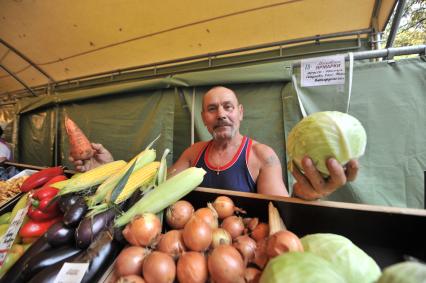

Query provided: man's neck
[210,134,243,152]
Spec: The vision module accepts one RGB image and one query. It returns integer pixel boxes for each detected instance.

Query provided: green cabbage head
[301,233,381,283]
[259,251,346,283]
[287,111,367,176]
[377,261,426,283]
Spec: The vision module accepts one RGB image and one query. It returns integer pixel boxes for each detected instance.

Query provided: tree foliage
[383,0,426,47]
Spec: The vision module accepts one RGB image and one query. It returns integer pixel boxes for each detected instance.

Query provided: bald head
[202,86,239,112]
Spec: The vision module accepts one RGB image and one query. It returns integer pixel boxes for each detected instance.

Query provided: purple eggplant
[27,250,84,283]
[63,198,88,227]
[75,231,123,283]
[75,208,116,249]
[58,194,83,213]
[44,222,75,247]
[21,245,82,281]
[0,236,52,283]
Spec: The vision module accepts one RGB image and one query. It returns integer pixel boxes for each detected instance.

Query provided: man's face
[201,87,243,141]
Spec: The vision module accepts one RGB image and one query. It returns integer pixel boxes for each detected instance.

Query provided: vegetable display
[287,111,367,176]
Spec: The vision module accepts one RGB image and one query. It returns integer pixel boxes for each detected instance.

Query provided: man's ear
[239,104,244,121]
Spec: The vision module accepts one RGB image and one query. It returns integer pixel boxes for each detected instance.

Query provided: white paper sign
[0,206,29,265]
[301,55,345,87]
[53,262,89,283]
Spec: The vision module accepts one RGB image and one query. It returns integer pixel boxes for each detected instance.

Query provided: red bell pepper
[19,216,62,238]
[28,185,61,221]
[20,166,64,192]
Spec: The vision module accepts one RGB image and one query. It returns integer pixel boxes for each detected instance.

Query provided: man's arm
[168,142,206,177]
[291,157,359,200]
[254,144,289,197]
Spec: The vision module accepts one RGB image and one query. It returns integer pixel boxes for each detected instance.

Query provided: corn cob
[59,160,126,195]
[88,149,156,206]
[114,167,206,227]
[111,161,160,204]
[268,202,286,235]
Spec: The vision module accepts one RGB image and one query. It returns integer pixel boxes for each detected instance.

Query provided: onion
[194,205,218,229]
[211,228,232,248]
[246,217,259,231]
[166,200,194,229]
[221,215,244,239]
[253,238,268,269]
[212,196,245,219]
[123,213,161,247]
[266,230,304,258]
[177,252,208,283]
[142,251,176,283]
[115,246,148,277]
[116,275,146,283]
[244,267,261,283]
[157,230,186,260]
[182,216,212,252]
[208,245,245,283]
[233,235,257,265]
[251,222,269,242]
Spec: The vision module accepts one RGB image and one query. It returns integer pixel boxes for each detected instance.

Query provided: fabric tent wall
[16,56,426,209]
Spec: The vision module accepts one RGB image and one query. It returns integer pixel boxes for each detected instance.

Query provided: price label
[301,55,345,87]
[53,262,89,283]
[0,206,29,265]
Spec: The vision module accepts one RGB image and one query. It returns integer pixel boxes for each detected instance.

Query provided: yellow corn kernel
[113,161,160,204]
[61,160,127,194]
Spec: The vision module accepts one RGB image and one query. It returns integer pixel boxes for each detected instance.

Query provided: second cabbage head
[287,111,367,176]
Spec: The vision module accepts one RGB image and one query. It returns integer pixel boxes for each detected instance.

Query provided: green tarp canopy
[13,55,426,209]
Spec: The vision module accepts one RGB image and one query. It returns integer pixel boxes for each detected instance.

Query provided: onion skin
[266,230,304,258]
[116,275,146,283]
[251,222,269,242]
[212,196,235,219]
[253,238,268,269]
[183,216,212,252]
[244,267,261,283]
[142,251,176,283]
[123,213,161,247]
[211,228,232,248]
[157,230,186,260]
[115,246,148,277]
[233,235,257,265]
[166,200,194,229]
[194,207,218,229]
[177,252,208,283]
[221,216,244,239]
[208,245,245,283]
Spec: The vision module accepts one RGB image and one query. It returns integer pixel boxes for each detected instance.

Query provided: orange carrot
[65,116,94,160]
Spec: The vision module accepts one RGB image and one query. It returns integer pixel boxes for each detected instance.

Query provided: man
[0,127,12,163]
[71,86,359,200]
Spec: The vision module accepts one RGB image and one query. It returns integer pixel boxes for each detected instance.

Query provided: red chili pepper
[19,216,62,238]
[20,166,64,192]
[28,205,59,221]
[43,175,68,187]
[33,186,60,201]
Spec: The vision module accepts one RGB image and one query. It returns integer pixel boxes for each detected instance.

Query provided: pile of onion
[114,196,304,283]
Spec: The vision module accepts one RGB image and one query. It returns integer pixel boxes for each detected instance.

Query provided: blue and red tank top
[193,136,257,193]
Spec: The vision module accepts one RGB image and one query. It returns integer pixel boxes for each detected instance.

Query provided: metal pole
[385,0,407,49]
[0,64,37,96]
[0,39,55,82]
[50,28,373,86]
[291,45,426,68]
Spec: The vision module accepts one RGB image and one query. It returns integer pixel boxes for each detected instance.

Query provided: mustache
[213,121,232,129]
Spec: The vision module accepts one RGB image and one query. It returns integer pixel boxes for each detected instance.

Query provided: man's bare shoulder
[250,140,281,167]
[182,140,210,160]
